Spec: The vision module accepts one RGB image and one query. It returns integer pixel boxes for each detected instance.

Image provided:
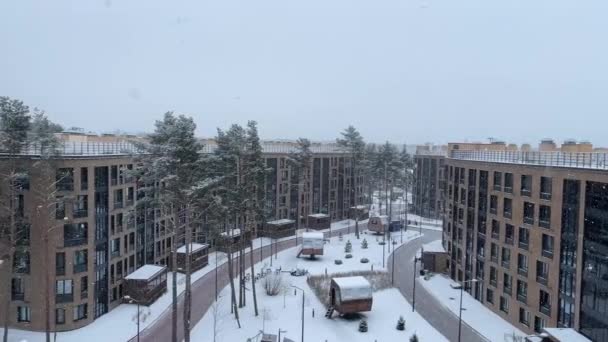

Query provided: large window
[505,224,514,245]
[56,252,65,276]
[537,260,549,285]
[517,253,528,276]
[13,250,30,274]
[73,303,88,321]
[521,175,532,197]
[523,202,535,225]
[17,306,31,322]
[56,308,65,325]
[539,290,551,316]
[519,307,530,326]
[500,296,509,313]
[503,273,512,295]
[74,250,88,273]
[504,173,513,193]
[56,168,74,191]
[501,247,511,269]
[64,223,88,247]
[73,195,88,218]
[542,234,554,259]
[539,205,551,228]
[503,198,512,219]
[493,172,502,191]
[517,280,528,303]
[491,220,500,239]
[490,195,498,214]
[518,227,530,250]
[11,278,25,301]
[56,279,73,303]
[540,177,552,200]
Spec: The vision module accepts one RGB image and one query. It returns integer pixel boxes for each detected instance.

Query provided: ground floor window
[519,307,530,326]
[73,303,87,321]
[17,306,30,322]
[56,308,65,324]
[500,296,509,314]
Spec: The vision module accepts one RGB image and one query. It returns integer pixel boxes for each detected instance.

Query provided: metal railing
[0,142,143,157]
[451,150,608,170]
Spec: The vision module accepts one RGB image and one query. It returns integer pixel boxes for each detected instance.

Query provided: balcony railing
[504,286,512,296]
[73,209,88,218]
[493,184,502,191]
[490,208,497,215]
[504,186,513,193]
[542,249,554,259]
[521,189,532,197]
[504,211,513,219]
[491,255,499,263]
[490,278,497,287]
[540,304,551,316]
[11,292,24,301]
[519,240,529,250]
[114,202,124,209]
[502,260,510,269]
[64,237,87,247]
[56,293,74,303]
[517,293,527,304]
[518,267,528,277]
[537,275,548,286]
[505,237,514,245]
[540,192,552,200]
[73,263,87,274]
[523,217,534,225]
[450,150,608,171]
[539,220,551,229]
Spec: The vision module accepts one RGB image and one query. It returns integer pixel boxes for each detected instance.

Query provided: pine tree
[397,316,405,330]
[287,138,312,231]
[358,319,368,332]
[410,333,419,342]
[345,240,352,253]
[337,126,365,239]
[361,238,368,249]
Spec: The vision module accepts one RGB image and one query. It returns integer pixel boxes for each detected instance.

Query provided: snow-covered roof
[302,232,324,240]
[308,213,329,219]
[350,205,368,210]
[543,328,592,342]
[422,240,446,253]
[267,219,295,226]
[370,215,389,225]
[333,276,372,301]
[125,265,166,281]
[220,229,241,237]
[176,243,209,254]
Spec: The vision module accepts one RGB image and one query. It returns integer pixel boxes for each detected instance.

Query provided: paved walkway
[133,223,365,342]
[389,228,488,342]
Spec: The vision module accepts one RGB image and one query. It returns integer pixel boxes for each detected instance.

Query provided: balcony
[518,240,529,250]
[56,293,74,303]
[11,292,24,301]
[521,189,532,197]
[56,182,74,192]
[493,184,501,191]
[517,293,527,304]
[540,192,552,201]
[111,250,121,259]
[540,304,551,317]
[114,201,124,209]
[64,237,87,247]
[523,217,534,225]
[518,268,528,277]
[491,231,500,240]
[490,278,497,287]
[502,260,510,269]
[73,209,88,219]
[542,249,554,259]
[505,237,514,245]
[490,208,497,215]
[73,263,87,274]
[56,267,65,276]
[504,211,513,219]
[126,199,134,207]
[504,286,512,296]
[537,275,548,286]
[539,220,551,229]
[491,255,498,263]
[504,186,513,194]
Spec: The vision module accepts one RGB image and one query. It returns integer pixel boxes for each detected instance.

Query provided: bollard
[312,308,315,318]
[325,268,328,277]
[371,264,374,271]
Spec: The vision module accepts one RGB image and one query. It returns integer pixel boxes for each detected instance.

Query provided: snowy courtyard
[191,229,448,342]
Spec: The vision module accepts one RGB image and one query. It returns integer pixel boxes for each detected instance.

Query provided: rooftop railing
[450,150,608,170]
[0,142,142,157]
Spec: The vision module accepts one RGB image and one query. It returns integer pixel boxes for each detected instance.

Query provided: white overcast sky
[1,0,607,146]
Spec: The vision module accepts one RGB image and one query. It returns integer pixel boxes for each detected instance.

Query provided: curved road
[388,227,488,342]
[133,223,363,342]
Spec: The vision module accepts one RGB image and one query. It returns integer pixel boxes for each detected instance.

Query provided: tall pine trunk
[227,250,241,327]
[171,211,178,342]
[183,207,192,342]
[2,170,16,342]
[249,238,259,316]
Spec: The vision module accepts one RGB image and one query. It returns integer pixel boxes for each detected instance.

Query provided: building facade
[443,141,608,341]
[413,145,446,220]
[0,139,364,332]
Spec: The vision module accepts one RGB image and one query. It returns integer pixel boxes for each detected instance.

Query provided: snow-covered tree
[288,138,312,231]
[337,126,365,239]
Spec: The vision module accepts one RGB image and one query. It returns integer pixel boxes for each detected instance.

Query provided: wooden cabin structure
[263,219,296,239]
[326,276,373,317]
[124,265,168,306]
[368,215,389,234]
[297,232,324,258]
[175,243,209,273]
[216,229,252,253]
[308,213,330,230]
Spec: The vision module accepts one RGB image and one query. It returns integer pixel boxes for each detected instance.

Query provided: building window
[539,205,551,229]
[517,280,528,303]
[56,168,74,191]
[517,253,528,276]
[534,316,545,333]
[539,290,551,316]
[518,227,529,250]
[56,279,73,303]
[490,266,498,287]
[500,296,509,313]
[493,172,502,191]
[503,198,512,219]
[487,288,494,304]
[56,252,65,276]
[11,278,25,301]
[114,189,124,209]
[80,167,88,190]
[503,273,512,295]
[490,196,498,214]
[13,250,30,274]
[505,224,514,245]
[56,308,65,325]
[81,276,88,299]
[491,220,500,239]
[64,223,88,247]
[73,195,88,218]
[17,306,31,322]
[73,303,88,321]
[537,260,549,285]
[521,175,532,197]
[519,307,530,326]
[111,238,120,257]
[504,173,513,193]
[74,250,88,273]
[540,177,552,200]
[541,234,554,259]
[55,197,66,220]
[490,243,499,263]
[523,202,535,225]
[501,247,511,269]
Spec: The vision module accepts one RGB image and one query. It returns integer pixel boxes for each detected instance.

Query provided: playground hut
[368,215,389,234]
[175,243,209,273]
[217,228,252,252]
[421,240,448,274]
[124,264,167,306]
[264,219,296,239]
[350,205,369,221]
[308,213,330,230]
[298,232,324,258]
[328,276,373,316]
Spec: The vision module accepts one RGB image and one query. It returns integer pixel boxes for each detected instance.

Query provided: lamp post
[291,285,305,342]
[123,295,141,342]
[278,328,287,342]
[412,252,422,312]
[458,279,478,342]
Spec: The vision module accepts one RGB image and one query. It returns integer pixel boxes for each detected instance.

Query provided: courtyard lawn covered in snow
[191,229,447,342]
[419,273,525,342]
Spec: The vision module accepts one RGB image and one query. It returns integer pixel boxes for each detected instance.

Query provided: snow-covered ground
[0,219,362,342]
[369,193,444,232]
[419,273,525,342]
[191,229,448,342]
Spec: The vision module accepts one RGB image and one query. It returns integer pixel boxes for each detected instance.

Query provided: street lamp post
[458,279,478,342]
[123,295,141,342]
[412,252,422,312]
[278,329,287,342]
[291,285,305,342]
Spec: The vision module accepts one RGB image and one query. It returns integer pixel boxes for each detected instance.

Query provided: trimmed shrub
[360,258,369,264]
[396,316,405,331]
[335,259,343,265]
[359,320,368,333]
[345,254,353,259]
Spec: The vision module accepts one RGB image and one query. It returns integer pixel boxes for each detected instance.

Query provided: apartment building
[443,141,608,341]
[0,138,364,332]
[413,145,447,219]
